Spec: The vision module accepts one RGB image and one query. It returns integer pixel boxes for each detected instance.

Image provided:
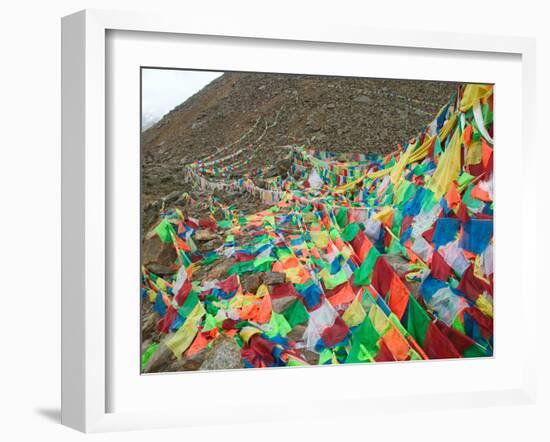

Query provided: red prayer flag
[430,251,453,281]
[423,321,461,359]
[217,273,239,294]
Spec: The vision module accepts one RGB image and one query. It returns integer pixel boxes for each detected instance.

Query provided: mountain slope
[141,72,461,213]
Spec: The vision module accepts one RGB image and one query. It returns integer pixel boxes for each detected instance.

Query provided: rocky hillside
[141,72,461,230]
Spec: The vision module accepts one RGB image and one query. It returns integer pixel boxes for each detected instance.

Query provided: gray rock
[301,349,320,365]
[354,95,371,104]
[167,347,209,372]
[201,238,222,252]
[206,258,235,280]
[194,229,219,242]
[142,235,177,275]
[381,254,410,277]
[287,324,306,343]
[262,271,285,285]
[272,296,297,314]
[163,190,181,204]
[141,311,160,341]
[200,335,244,371]
[242,272,264,294]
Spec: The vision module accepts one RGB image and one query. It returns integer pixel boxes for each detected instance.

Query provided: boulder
[200,335,244,371]
[163,190,181,204]
[166,347,209,372]
[381,254,410,277]
[200,238,222,251]
[206,258,235,280]
[141,311,160,341]
[301,349,320,365]
[142,235,177,275]
[286,324,306,343]
[262,271,285,286]
[242,272,264,294]
[194,229,219,242]
[272,295,297,314]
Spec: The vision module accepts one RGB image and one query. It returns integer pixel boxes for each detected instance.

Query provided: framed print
[61,9,537,432]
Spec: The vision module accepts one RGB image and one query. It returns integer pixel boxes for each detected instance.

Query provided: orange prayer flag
[256,293,272,324]
[481,140,492,168]
[388,274,410,320]
[382,326,410,361]
[282,256,300,269]
[463,124,472,147]
[445,181,461,210]
[175,236,191,252]
[470,183,491,202]
[311,248,321,260]
[240,303,259,321]
[186,332,210,358]
[327,282,356,307]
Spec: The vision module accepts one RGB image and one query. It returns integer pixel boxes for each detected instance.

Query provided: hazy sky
[141,69,223,130]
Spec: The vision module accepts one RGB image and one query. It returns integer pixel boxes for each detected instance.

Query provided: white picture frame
[61,9,537,433]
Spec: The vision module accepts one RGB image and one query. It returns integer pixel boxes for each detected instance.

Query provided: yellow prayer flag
[166,301,206,359]
[427,127,462,200]
[466,139,482,166]
[310,230,329,249]
[342,295,366,327]
[459,84,493,112]
[368,304,391,335]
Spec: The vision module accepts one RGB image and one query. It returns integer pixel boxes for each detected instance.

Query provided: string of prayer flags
[141,83,494,372]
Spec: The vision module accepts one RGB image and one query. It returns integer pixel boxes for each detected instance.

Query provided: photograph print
[140,69,494,373]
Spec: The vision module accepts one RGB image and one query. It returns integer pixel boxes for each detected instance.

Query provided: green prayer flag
[178,291,199,320]
[217,219,232,229]
[341,223,360,242]
[141,342,159,371]
[353,246,380,286]
[155,219,174,243]
[463,184,483,210]
[318,348,333,365]
[254,255,276,268]
[395,180,414,206]
[283,300,310,328]
[407,295,430,347]
[202,313,218,332]
[323,268,348,290]
[463,343,488,358]
[336,208,348,228]
[201,254,218,266]
[266,311,292,338]
[346,316,379,363]
[457,172,475,190]
[434,136,443,158]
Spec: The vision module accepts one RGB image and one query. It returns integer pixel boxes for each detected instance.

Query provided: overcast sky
[141,69,223,130]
